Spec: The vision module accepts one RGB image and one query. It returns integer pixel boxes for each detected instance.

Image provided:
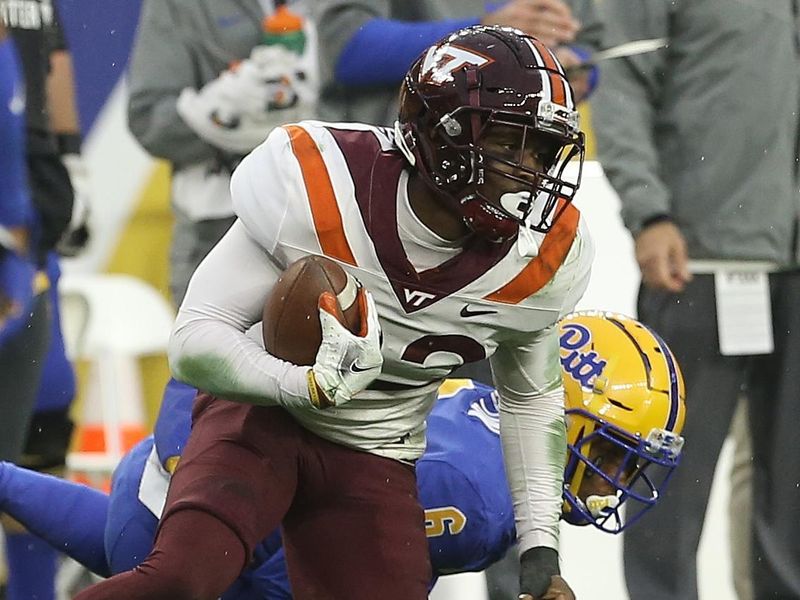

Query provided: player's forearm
[168,220,311,408]
[46,50,80,136]
[334,17,478,86]
[169,313,310,408]
[498,385,566,553]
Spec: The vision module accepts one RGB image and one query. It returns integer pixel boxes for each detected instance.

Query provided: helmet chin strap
[393,121,416,166]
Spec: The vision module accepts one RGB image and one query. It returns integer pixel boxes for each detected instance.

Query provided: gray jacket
[313,0,603,126]
[592,0,800,264]
[127,0,266,170]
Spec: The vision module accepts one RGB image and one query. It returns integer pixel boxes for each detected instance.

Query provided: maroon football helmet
[396,26,585,242]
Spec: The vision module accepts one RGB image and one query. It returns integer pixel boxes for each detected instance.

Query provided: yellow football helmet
[559,311,686,533]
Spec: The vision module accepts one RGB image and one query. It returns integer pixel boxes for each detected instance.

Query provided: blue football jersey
[152,378,195,471]
[105,437,160,574]
[419,379,516,574]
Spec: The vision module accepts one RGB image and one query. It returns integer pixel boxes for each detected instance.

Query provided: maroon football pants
[75,394,431,600]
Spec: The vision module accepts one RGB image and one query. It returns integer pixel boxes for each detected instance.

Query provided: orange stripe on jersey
[284,125,357,265]
[484,203,580,304]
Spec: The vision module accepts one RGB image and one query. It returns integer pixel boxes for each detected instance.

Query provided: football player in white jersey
[76,25,592,600]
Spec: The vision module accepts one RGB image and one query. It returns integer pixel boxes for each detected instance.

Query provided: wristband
[306,369,333,409]
[519,546,560,597]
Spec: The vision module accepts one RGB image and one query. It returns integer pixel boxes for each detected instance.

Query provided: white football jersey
[230,121,594,460]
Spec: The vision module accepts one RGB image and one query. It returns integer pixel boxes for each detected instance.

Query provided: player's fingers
[539,575,576,599]
[542,592,575,600]
[524,0,580,37]
[644,255,673,291]
[358,289,382,340]
[536,11,580,39]
[318,290,339,316]
[515,12,578,46]
[356,287,375,337]
[670,235,693,287]
[318,291,349,330]
[528,0,574,21]
[553,46,581,69]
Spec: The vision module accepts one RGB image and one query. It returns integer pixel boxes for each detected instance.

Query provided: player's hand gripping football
[307,287,383,409]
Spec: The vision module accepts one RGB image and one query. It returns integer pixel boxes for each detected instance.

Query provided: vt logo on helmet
[558,312,686,533]
[396,25,585,242]
[419,44,493,85]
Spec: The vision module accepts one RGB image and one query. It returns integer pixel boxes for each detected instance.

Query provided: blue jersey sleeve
[335,17,480,86]
[0,461,110,577]
[105,437,160,574]
[419,380,516,575]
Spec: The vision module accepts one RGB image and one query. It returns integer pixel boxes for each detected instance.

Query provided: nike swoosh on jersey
[460,305,498,318]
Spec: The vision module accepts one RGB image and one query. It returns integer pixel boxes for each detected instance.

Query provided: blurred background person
[126,0,316,307]
[313,0,600,126]
[0,21,43,495]
[0,1,89,597]
[591,1,800,599]
[0,21,35,351]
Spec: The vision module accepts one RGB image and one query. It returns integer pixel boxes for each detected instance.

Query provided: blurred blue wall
[58,0,143,133]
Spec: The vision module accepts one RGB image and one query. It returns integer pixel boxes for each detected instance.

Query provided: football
[263,255,361,366]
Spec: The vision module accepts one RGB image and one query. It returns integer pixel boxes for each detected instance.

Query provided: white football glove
[308,287,383,409]
[176,45,313,155]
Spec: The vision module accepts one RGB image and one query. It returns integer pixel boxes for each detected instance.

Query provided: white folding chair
[58,272,175,474]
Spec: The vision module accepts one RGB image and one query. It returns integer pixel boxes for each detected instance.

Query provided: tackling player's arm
[491,226,593,599]
[492,324,569,599]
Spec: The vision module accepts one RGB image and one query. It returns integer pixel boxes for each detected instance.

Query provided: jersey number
[425,507,467,537]
[401,335,486,367]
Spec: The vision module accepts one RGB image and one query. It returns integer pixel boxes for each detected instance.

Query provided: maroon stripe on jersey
[327,126,514,314]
